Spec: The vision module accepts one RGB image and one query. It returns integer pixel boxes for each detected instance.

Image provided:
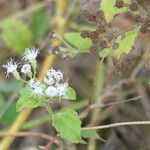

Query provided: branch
[0,132,59,144]
[82,121,150,130]
[44,134,58,150]
[89,95,142,110]
[118,23,141,35]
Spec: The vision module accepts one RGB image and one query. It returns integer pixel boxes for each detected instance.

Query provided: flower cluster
[2,47,68,99]
[29,69,68,98]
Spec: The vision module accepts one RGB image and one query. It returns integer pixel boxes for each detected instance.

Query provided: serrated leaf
[30,11,49,39]
[81,130,100,139]
[0,19,33,54]
[16,86,43,111]
[52,109,85,143]
[63,86,76,100]
[114,28,139,58]
[101,0,130,22]
[64,32,92,50]
[99,48,112,58]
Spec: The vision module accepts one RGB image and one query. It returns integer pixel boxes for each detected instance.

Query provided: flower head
[53,70,63,82]
[44,76,55,85]
[32,86,44,96]
[45,86,58,97]
[23,48,39,62]
[57,82,68,96]
[46,69,57,78]
[2,59,18,77]
[21,64,31,74]
[29,78,40,89]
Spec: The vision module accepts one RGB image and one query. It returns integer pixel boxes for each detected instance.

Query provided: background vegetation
[0,0,150,149]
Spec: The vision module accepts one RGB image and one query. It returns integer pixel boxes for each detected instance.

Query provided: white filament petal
[57,82,68,96]
[2,59,18,77]
[45,86,58,97]
[23,47,39,62]
[32,86,43,96]
[44,77,55,85]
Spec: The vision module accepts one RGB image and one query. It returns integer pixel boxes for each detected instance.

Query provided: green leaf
[0,101,18,124]
[52,109,85,143]
[101,0,130,22]
[16,86,43,111]
[99,48,112,58]
[114,28,139,58]
[81,130,100,139]
[64,32,92,50]
[63,86,76,100]
[30,11,49,39]
[0,79,23,92]
[0,19,33,54]
[59,47,78,57]
[0,94,5,108]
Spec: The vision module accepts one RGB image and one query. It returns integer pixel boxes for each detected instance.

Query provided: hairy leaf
[52,109,85,143]
[16,86,43,111]
[63,86,76,100]
[81,130,100,139]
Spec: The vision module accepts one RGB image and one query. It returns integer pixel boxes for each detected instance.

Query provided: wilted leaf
[101,0,130,22]
[114,28,139,58]
[64,32,92,51]
[52,109,85,143]
[99,48,112,58]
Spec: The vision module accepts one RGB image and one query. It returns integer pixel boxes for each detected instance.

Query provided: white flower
[32,86,43,96]
[46,69,57,77]
[29,78,40,89]
[57,82,68,96]
[44,77,55,85]
[23,47,39,62]
[2,59,18,77]
[45,86,58,97]
[21,64,31,74]
[53,70,63,82]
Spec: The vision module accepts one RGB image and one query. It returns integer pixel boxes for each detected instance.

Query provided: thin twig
[118,23,141,35]
[82,121,150,130]
[44,134,58,150]
[90,95,142,110]
[79,78,135,118]
[0,132,59,144]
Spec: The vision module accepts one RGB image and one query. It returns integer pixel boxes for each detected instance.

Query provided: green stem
[44,104,53,117]
[19,78,28,83]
